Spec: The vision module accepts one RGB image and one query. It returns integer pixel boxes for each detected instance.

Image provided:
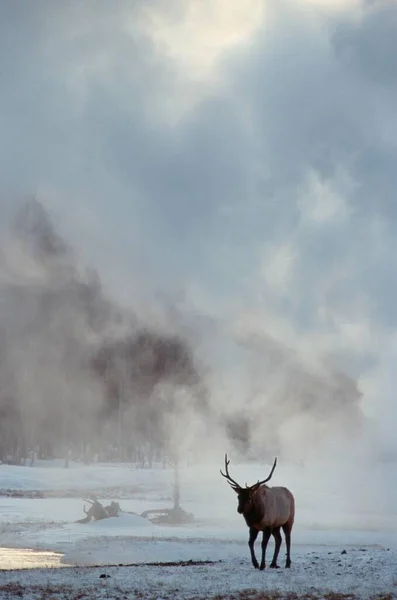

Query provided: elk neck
[242,485,268,528]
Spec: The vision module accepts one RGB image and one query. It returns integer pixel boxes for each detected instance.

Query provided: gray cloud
[1,0,397,457]
[332,0,397,87]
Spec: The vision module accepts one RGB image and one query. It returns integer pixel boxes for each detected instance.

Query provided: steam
[1,0,396,467]
[0,199,369,464]
[0,199,209,462]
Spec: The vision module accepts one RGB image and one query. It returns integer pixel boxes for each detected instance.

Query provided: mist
[1,0,397,489]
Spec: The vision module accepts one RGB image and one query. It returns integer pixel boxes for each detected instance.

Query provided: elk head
[220,454,277,515]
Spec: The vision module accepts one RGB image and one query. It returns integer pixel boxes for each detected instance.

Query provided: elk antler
[220,454,242,489]
[256,457,277,486]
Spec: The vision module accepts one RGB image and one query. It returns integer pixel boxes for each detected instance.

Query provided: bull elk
[221,454,295,570]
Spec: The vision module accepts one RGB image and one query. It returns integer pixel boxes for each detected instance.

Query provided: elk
[221,454,295,570]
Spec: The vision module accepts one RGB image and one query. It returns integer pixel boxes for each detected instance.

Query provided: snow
[0,459,170,494]
[1,547,397,599]
[1,459,397,598]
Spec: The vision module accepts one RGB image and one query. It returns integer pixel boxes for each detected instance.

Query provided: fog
[0,0,397,487]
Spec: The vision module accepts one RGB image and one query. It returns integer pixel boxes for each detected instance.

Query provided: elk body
[221,455,295,570]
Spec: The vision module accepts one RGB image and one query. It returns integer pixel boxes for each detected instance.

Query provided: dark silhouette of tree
[90,329,205,460]
[13,197,68,260]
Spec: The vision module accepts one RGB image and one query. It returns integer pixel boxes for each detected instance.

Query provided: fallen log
[141,506,194,525]
[75,497,121,524]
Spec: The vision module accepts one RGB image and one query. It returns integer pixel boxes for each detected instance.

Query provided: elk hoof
[285,562,291,569]
[270,563,280,569]
[253,562,259,569]
[259,565,265,571]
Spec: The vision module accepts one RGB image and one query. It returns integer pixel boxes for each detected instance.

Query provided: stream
[0,547,67,570]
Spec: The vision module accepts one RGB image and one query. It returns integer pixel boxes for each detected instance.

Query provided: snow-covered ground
[1,459,397,599]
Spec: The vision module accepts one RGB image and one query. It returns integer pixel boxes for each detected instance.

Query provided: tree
[91,329,205,462]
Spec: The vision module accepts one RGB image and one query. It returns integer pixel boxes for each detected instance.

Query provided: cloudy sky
[1,0,397,432]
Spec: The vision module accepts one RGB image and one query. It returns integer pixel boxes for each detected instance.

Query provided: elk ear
[231,485,240,494]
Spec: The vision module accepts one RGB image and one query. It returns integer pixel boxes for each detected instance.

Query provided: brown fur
[221,456,295,570]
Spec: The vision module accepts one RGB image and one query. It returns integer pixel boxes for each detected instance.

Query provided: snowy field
[1,458,397,599]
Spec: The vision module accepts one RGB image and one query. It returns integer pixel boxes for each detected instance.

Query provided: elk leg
[269,527,282,568]
[282,521,292,568]
[248,527,260,569]
[259,527,272,570]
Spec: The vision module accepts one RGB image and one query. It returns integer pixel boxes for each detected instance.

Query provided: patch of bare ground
[0,581,120,600]
[209,593,394,600]
[0,584,394,600]
[0,559,220,572]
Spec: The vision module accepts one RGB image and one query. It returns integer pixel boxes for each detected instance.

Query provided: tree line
[0,199,207,465]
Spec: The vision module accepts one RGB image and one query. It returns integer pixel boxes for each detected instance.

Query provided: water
[0,547,67,570]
